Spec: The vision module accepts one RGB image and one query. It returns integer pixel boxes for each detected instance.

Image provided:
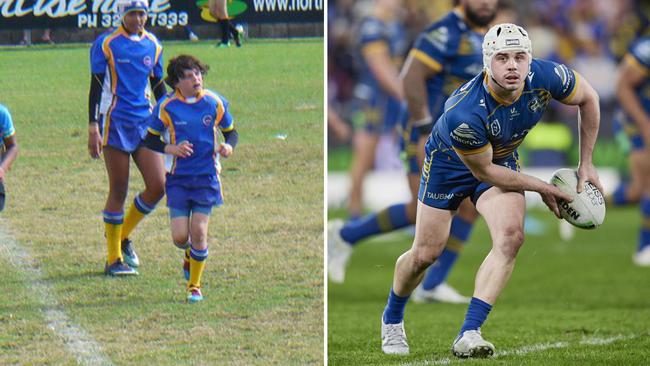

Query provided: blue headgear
[117,0,149,18]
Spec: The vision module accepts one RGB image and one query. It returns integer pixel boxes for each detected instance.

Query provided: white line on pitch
[0,226,114,366]
[398,334,641,366]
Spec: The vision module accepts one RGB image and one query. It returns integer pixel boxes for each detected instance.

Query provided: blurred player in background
[380,23,602,357]
[88,0,167,276]
[145,55,239,303]
[209,0,243,48]
[329,0,498,305]
[0,104,19,212]
[615,35,650,266]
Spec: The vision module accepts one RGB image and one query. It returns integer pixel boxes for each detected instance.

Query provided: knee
[108,184,128,203]
[410,244,442,271]
[145,179,165,201]
[496,226,524,259]
[172,233,189,247]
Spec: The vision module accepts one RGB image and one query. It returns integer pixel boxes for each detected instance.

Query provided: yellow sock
[105,222,123,264]
[121,195,155,241]
[188,247,208,288]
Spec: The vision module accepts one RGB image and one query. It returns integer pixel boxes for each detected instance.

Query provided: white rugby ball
[549,168,606,229]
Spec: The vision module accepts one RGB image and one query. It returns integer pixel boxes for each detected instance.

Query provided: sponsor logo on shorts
[426,192,455,200]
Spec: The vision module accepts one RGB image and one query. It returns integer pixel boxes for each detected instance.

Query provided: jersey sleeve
[626,38,650,76]
[90,36,108,74]
[147,102,167,135]
[447,110,490,155]
[536,59,578,102]
[408,22,453,74]
[0,106,15,139]
[359,18,390,57]
[152,38,164,79]
[218,97,234,132]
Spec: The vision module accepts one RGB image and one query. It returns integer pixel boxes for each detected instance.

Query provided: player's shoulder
[203,89,228,105]
[0,103,8,116]
[358,16,387,41]
[93,27,122,47]
[142,29,162,46]
[417,11,464,50]
[629,36,650,63]
[529,58,574,86]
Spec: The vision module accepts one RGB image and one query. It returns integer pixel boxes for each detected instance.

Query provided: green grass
[0,39,323,365]
[328,207,650,365]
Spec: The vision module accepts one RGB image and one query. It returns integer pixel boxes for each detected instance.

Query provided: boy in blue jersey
[328,0,498,304]
[88,0,167,276]
[380,24,603,357]
[0,104,19,212]
[615,35,650,266]
[144,55,239,303]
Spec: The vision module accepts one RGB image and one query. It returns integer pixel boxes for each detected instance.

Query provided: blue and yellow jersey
[410,10,485,120]
[0,104,16,150]
[623,36,650,113]
[90,26,163,122]
[356,15,408,99]
[428,59,578,168]
[148,89,234,177]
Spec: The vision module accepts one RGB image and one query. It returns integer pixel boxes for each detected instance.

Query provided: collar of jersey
[175,89,206,104]
[483,72,524,106]
[118,25,146,41]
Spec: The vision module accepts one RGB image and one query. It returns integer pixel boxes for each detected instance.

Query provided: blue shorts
[418,151,520,210]
[166,174,223,214]
[400,116,424,176]
[363,93,406,134]
[100,114,148,153]
[613,111,644,151]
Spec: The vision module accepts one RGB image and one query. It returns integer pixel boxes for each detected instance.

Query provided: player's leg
[633,149,650,265]
[102,146,137,275]
[187,207,211,303]
[608,150,643,206]
[209,0,231,47]
[347,130,380,219]
[415,198,478,304]
[381,201,453,355]
[451,187,525,358]
[119,147,165,267]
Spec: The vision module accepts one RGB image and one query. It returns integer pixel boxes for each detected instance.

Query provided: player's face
[176,68,203,97]
[491,51,529,91]
[462,0,498,27]
[123,10,147,34]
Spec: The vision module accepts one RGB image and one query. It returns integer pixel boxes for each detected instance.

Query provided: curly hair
[164,55,210,88]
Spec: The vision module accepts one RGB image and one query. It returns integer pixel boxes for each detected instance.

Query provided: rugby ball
[549,168,605,229]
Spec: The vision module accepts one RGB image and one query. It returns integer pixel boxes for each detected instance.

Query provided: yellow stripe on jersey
[624,53,650,77]
[143,31,163,66]
[453,142,491,156]
[101,27,124,95]
[361,40,389,58]
[102,96,118,146]
[204,90,229,128]
[147,127,161,136]
[157,95,179,173]
[410,49,443,73]
[560,71,580,104]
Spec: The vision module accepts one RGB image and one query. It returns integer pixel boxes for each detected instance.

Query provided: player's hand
[539,183,573,219]
[576,162,603,194]
[88,123,102,159]
[217,143,233,158]
[0,166,5,181]
[165,140,193,158]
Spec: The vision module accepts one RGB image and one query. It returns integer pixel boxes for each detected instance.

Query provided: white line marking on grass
[0,227,114,366]
[398,334,642,366]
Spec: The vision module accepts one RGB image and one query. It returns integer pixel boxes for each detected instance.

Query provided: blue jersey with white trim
[427,59,578,168]
[0,104,16,150]
[148,89,234,177]
[624,36,650,114]
[410,10,484,120]
[90,26,163,122]
[356,15,408,100]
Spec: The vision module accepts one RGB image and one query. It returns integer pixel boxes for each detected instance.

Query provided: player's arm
[363,41,404,101]
[0,134,18,181]
[456,146,572,218]
[144,130,193,157]
[88,72,105,159]
[559,71,604,194]
[149,75,167,101]
[617,55,650,146]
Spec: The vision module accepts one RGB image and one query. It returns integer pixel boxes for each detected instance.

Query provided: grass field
[0,39,323,365]
[328,206,650,365]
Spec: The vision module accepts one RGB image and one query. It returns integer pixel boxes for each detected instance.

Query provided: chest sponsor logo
[426,192,455,200]
[176,121,188,126]
[489,119,501,136]
[143,55,152,67]
[509,107,520,120]
[451,123,483,146]
[116,58,130,64]
[202,114,213,127]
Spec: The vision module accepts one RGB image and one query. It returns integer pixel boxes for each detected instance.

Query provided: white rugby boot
[328,219,353,283]
[381,318,409,355]
[633,245,650,267]
[451,329,495,358]
[412,282,470,304]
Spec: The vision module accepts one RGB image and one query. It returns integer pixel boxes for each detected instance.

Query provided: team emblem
[490,119,501,136]
[202,114,212,126]
[143,55,152,67]
[528,97,542,112]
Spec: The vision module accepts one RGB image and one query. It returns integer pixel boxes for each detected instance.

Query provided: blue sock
[638,196,650,252]
[610,182,630,206]
[340,203,411,245]
[422,216,473,290]
[459,297,492,335]
[383,288,410,324]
